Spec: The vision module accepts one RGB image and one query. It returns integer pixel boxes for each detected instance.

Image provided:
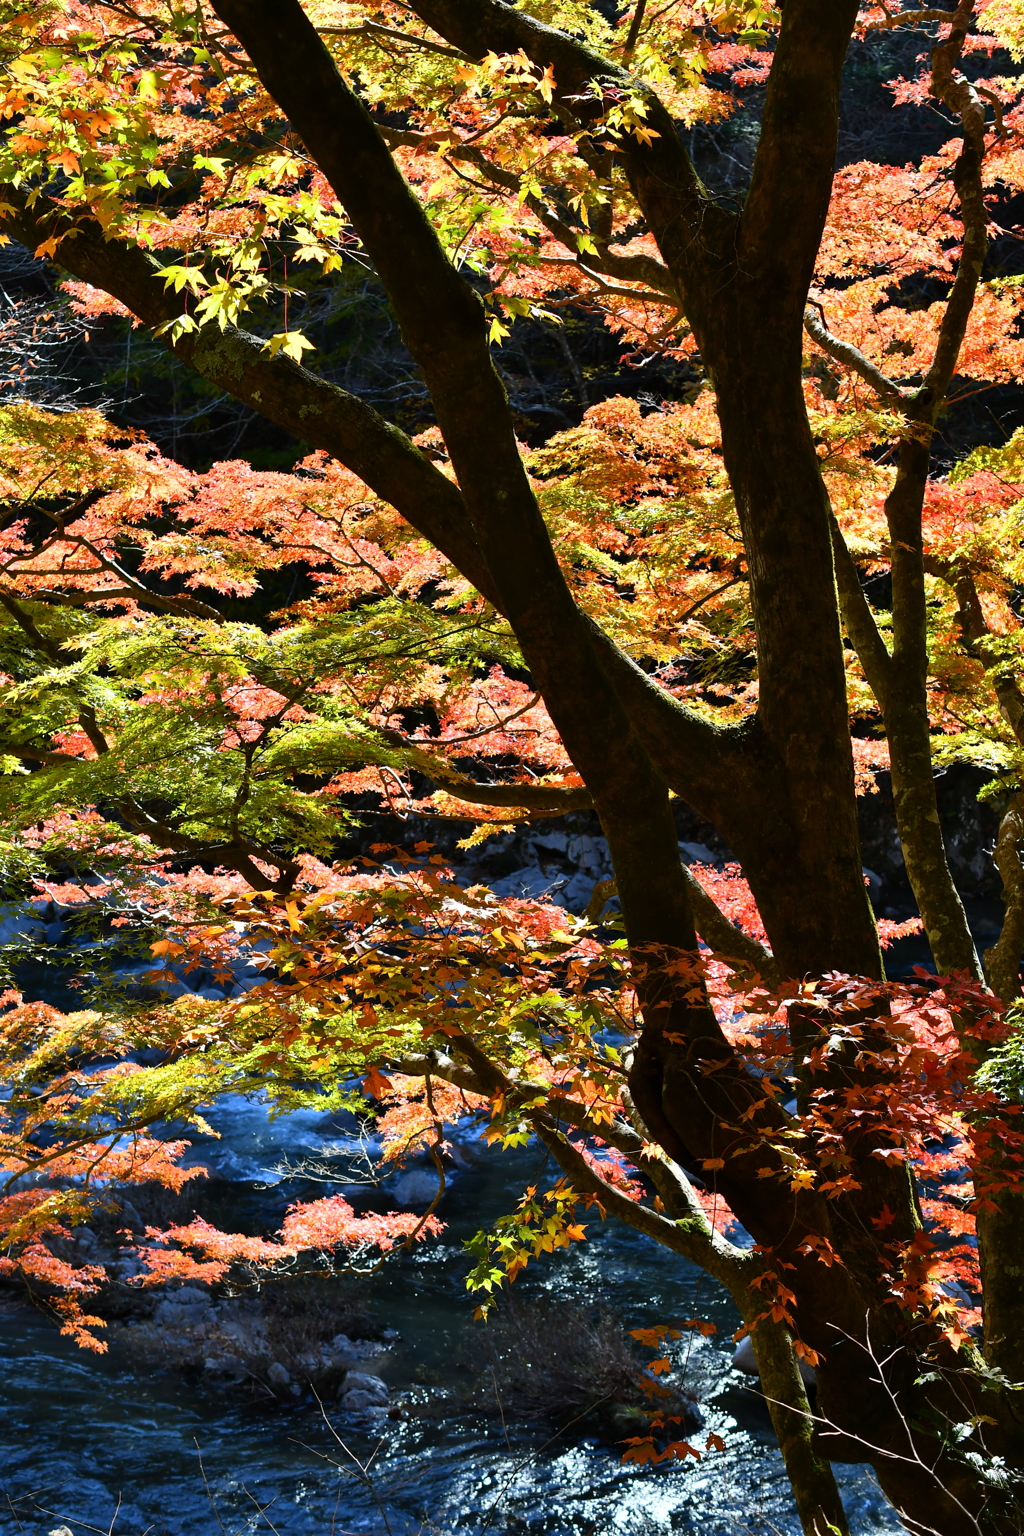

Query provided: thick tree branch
[741,2,861,303]
[804,307,910,406]
[395,1042,751,1284]
[6,527,225,621]
[579,614,749,814]
[827,513,894,715]
[17,585,222,620]
[681,862,782,985]
[581,866,780,982]
[117,797,299,894]
[865,8,960,26]
[531,1117,750,1287]
[0,743,80,768]
[984,793,1024,1004]
[417,771,593,813]
[622,0,648,60]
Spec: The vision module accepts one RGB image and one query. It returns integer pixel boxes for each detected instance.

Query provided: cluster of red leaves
[134,1198,442,1290]
[729,972,1020,1339]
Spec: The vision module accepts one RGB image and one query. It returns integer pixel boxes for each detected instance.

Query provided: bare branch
[318,21,470,60]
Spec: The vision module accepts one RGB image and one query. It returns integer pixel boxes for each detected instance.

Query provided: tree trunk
[707,341,881,981]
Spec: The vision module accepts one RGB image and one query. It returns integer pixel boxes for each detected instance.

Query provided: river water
[0,1093,905,1536]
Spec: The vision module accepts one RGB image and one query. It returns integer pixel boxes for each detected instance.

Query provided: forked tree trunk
[9,0,1023,1526]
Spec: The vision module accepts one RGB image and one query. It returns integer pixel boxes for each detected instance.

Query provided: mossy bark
[749,1321,850,1536]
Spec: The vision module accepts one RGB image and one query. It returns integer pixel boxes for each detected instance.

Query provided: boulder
[594,1402,648,1442]
[389,1169,442,1209]
[110,1254,144,1281]
[446,1135,489,1172]
[732,1334,815,1386]
[338,1370,388,1411]
[118,1199,143,1233]
[339,1389,388,1413]
[679,841,718,865]
[327,1333,389,1368]
[153,1285,213,1328]
[342,1370,388,1398]
[267,1361,291,1387]
[732,1335,758,1374]
[204,1354,245,1378]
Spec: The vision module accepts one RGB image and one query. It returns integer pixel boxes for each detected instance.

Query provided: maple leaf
[263,330,316,363]
[362,1065,393,1099]
[793,1340,821,1368]
[33,233,62,259]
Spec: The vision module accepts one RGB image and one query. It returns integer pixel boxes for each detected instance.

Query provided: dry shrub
[479,1298,659,1420]
[259,1275,374,1358]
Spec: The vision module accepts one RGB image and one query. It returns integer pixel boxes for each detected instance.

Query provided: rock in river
[338,1370,388,1412]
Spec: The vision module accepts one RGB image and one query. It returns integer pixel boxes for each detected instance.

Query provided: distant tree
[2,3,1024,1531]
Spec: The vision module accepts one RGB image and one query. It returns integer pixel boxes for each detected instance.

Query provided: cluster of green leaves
[0,403,533,886]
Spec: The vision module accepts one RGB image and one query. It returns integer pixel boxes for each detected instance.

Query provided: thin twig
[623,0,648,60]
[240,1484,285,1536]
[194,1440,228,1536]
